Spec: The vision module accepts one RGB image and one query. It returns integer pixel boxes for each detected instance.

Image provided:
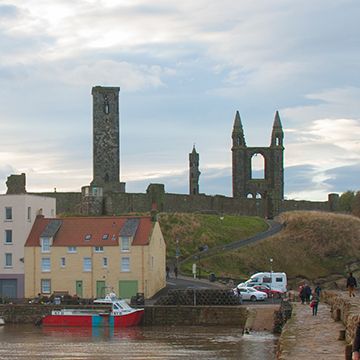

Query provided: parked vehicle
[239,272,287,293]
[234,286,267,302]
[252,284,284,298]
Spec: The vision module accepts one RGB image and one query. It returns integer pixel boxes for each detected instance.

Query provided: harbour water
[0,324,278,359]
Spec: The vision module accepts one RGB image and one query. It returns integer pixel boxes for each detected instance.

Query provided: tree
[339,190,355,213]
[351,191,360,218]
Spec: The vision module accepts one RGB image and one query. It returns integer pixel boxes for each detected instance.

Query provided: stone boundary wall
[35,190,332,218]
[143,305,248,326]
[322,290,360,345]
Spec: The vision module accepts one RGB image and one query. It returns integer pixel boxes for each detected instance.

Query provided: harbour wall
[0,304,279,330]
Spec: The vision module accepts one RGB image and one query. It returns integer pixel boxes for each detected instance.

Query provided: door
[96,280,106,298]
[0,279,17,298]
[76,280,83,298]
[118,280,138,299]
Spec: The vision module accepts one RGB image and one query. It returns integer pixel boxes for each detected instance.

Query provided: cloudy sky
[0,0,359,201]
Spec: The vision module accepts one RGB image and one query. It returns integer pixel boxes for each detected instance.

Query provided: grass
[159,210,360,289]
[158,212,268,263]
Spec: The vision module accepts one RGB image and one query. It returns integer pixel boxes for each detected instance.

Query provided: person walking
[310,294,319,316]
[315,284,321,297]
[304,284,312,304]
[347,272,357,297]
[166,265,170,279]
[299,285,305,304]
[174,265,178,279]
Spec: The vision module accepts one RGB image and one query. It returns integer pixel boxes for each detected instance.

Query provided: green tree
[351,191,360,217]
[339,190,355,212]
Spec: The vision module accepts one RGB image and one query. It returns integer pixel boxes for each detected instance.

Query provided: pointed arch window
[251,153,265,179]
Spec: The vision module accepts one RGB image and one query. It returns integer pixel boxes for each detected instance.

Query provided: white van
[241,272,287,293]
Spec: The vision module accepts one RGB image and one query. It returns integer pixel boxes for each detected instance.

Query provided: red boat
[42,293,144,328]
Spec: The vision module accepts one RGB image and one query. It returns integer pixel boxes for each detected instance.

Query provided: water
[0,325,278,359]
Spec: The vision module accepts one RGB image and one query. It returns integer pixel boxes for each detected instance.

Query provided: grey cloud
[323,164,360,192]
[0,4,19,18]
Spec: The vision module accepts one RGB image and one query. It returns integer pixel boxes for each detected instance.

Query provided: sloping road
[181,219,283,264]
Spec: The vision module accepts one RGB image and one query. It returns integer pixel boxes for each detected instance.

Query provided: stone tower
[90,86,125,193]
[232,111,284,216]
[189,145,200,195]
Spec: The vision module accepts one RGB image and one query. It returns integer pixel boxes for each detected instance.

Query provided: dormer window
[85,234,92,241]
[121,237,130,252]
[102,234,109,240]
[41,237,51,253]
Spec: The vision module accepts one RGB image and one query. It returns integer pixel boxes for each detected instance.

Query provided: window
[41,257,51,272]
[5,253,12,267]
[27,207,31,221]
[83,257,92,272]
[103,257,108,268]
[5,230,12,244]
[41,279,51,294]
[121,257,130,272]
[102,234,109,240]
[94,246,104,253]
[85,234,92,241]
[121,237,130,252]
[5,207,12,221]
[41,238,50,253]
[60,257,66,268]
[67,246,77,253]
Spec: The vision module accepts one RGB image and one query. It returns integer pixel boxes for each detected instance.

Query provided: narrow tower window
[104,96,110,114]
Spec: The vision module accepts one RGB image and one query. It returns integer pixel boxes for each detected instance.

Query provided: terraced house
[24,215,166,300]
[0,193,56,299]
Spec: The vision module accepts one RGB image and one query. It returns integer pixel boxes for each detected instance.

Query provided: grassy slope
[201,211,360,287]
[159,211,360,289]
[158,212,268,261]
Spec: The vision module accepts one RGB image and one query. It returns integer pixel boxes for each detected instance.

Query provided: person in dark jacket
[347,272,357,297]
[304,284,312,304]
[352,322,360,360]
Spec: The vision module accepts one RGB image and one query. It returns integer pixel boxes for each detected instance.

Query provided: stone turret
[189,145,200,195]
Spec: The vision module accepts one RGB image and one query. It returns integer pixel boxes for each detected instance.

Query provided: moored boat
[41,293,144,327]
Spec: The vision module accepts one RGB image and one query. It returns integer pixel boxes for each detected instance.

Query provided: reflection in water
[0,324,278,359]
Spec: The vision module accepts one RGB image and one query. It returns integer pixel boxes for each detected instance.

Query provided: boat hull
[42,310,144,328]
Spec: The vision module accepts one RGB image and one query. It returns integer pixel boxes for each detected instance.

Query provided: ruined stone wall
[280,199,329,213]
[33,192,82,215]
[35,190,333,217]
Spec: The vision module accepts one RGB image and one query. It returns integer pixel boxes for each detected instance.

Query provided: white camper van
[241,272,287,293]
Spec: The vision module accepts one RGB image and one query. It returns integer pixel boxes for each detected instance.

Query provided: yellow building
[24,215,166,299]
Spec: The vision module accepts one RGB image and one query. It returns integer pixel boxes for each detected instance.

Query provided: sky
[0,0,359,201]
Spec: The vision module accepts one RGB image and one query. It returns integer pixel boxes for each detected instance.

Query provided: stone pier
[277,290,360,359]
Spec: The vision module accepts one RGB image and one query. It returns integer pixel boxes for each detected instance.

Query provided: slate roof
[25,215,154,247]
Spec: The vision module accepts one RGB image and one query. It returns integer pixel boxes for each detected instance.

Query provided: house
[0,194,56,298]
[24,215,166,299]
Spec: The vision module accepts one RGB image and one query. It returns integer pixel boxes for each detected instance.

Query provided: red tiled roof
[25,215,153,247]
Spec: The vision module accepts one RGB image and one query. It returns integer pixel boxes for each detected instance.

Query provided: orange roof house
[24,215,166,299]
